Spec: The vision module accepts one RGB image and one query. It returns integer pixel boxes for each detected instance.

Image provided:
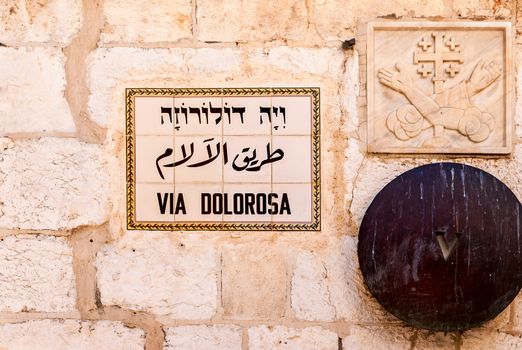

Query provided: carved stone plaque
[358,163,522,331]
[367,22,512,154]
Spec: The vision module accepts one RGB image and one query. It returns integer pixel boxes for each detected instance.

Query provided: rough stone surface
[0,235,75,312]
[101,0,192,43]
[291,236,399,323]
[311,0,445,41]
[342,326,412,350]
[291,250,336,321]
[164,325,242,350]
[196,0,309,42]
[248,326,338,350]
[517,5,522,43]
[453,0,511,18]
[222,242,286,320]
[96,233,218,319]
[0,0,81,44]
[247,47,343,77]
[414,331,456,349]
[516,50,522,138]
[341,52,360,135]
[461,329,522,349]
[0,47,76,135]
[512,294,522,330]
[0,320,145,350]
[0,138,109,230]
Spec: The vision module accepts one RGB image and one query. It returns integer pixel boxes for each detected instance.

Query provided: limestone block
[341,52,360,135]
[0,47,75,135]
[461,329,522,349]
[517,6,522,43]
[101,0,192,43]
[453,0,511,18]
[96,233,218,319]
[0,235,75,312]
[221,242,286,319]
[479,305,511,330]
[248,326,338,350]
[291,250,336,321]
[0,0,81,44]
[311,0,445,41]
[515,50,522,138]
[0,320,145,350]
[342,326,413,350]
[512,293,522,330]
[0,138,109,230]
[414,331,456,349]
[247,47,343,77]
[196,0,309,42]
[291,236,399,323]
[164,325,242,350]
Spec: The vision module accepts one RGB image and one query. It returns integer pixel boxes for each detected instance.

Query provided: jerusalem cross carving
[367,22,512,154]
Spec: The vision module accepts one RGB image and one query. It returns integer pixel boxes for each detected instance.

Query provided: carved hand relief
[367,22,512,154]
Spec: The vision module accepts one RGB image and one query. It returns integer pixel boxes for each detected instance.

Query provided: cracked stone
[0,235,75,312]
[0,47,76,135]
[0,320,145,350]
[0,138,109,230]
[96,233,218,319]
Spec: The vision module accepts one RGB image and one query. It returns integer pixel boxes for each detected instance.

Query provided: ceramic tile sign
[126,88,320,231]
[367,22,512,154]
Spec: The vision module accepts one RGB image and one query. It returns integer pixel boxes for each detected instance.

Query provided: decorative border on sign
[125,87,321,231]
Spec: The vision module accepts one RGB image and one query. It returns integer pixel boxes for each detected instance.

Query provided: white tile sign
[126,88,320,231]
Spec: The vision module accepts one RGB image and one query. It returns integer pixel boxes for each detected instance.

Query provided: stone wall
[0,0,521,349]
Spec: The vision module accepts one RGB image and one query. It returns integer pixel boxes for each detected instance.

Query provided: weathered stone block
[101,0,192,43]
[222,242,286,319]
[512,293,522,330]
[0,0,81,44]
[453,0,511,18]
[96,233,218,319]
[342,326,413,350]
[164,325,242,350]
[247,47,342,77]
[415,331,456,349]
[248,326,338,350]
[0,320,145,350]
[291,250,336,321]
[311,0,445,41]
[291,236,399,323]
[0,138,109,230]
[196,0,309,42]
[515,50,522,138]
[0,47,75,135]
[0,235,75,312]
[461,329,522,349]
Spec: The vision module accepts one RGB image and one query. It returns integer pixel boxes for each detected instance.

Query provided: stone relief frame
[126,87,321,231]
[367,21,512,154]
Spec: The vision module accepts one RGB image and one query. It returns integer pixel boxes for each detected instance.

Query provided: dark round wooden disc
[358,162,522,331]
